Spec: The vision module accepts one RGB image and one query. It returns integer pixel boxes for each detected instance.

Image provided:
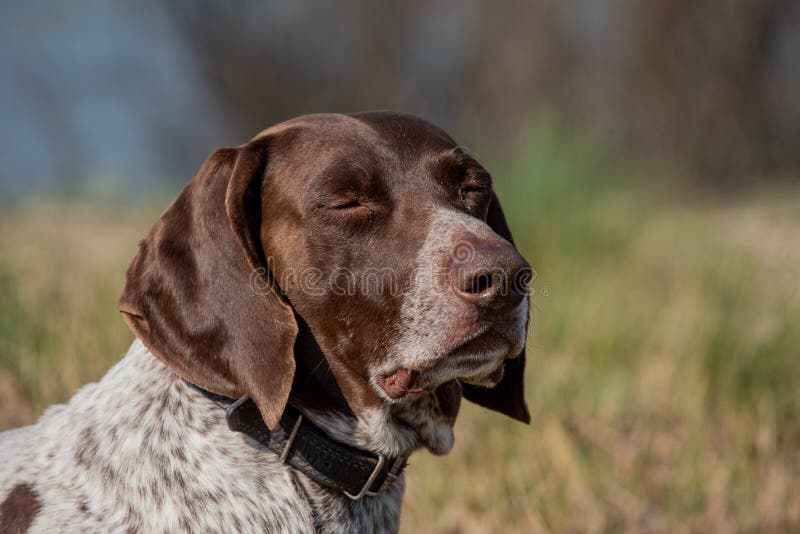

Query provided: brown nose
[450,237,530,310]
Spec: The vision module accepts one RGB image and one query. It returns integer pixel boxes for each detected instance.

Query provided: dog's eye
[461,185,489,194]
[332,199,364,210]
[459,184,491,201]
[326,199,376,223]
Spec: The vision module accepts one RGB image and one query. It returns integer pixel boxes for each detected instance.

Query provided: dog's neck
[87,340,405,530]
[290,328,458,457]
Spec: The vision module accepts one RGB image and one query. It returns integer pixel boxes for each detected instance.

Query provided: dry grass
[1,165,798,532]
[0,201,155,413]
[402,189,800,533]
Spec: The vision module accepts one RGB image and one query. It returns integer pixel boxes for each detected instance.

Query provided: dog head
[120,112,531,453]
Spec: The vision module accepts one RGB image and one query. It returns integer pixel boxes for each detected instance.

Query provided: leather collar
[184,381,409,500]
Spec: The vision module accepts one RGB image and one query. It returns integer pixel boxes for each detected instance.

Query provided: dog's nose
[450,237,529,310]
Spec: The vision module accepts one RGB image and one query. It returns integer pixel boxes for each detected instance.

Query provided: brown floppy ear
[461,192,531,423]
[119,136,298,428]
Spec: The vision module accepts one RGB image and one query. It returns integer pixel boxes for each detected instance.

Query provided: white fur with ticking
[0,340,404,533]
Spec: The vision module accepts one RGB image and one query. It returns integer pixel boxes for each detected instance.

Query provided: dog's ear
[462,192,531,423]
[119,136,298,429]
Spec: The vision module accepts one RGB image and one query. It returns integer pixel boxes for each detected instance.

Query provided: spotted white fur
[0,340,404,533]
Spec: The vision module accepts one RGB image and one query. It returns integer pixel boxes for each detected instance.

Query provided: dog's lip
[377,368,422,399]
[377,329,510,397]
[437,333,510,378]
[447,329,507,360]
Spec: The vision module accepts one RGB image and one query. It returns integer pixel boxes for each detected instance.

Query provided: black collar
[184,381,409,500]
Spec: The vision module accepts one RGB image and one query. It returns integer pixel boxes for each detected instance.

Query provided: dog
[0,112,530,533]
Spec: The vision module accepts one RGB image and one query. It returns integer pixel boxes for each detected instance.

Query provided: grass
[1,125,799,532]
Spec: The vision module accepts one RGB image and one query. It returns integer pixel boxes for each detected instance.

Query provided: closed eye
[459,183,491,200]
[323,198,376,224]
[461,185,490,194]
[331,199,365,210]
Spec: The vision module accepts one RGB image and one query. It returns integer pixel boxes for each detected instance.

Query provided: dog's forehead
[254,112,458,161]
[348,111,459,154]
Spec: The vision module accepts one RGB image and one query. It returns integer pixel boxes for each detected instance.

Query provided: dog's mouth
[376,368,423,399]
[377,330,511,399]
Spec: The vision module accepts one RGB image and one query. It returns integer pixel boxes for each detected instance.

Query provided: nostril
[470,273,493,295]
[449,239,529,308]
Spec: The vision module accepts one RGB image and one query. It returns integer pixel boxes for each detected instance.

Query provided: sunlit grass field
[1,126,798,532]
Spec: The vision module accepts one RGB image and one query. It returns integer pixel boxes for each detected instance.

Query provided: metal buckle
[379,454,407,492]
[344,455,386,501]
[279,414,303,463]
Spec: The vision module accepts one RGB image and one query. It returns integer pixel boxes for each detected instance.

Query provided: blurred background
[1,1,798,532]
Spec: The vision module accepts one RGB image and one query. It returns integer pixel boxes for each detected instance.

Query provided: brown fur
[119,112,529,429]
[0,484,41,534]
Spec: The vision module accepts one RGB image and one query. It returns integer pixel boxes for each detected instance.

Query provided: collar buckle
[344,455,386,500]
[343,453,408,500]
[279,414,303,463]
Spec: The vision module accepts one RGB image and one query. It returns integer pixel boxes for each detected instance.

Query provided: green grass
[1,125,799,532]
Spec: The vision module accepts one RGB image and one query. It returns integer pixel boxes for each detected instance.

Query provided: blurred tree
[165,0,800,182]
[163,1,481,141]
[634,0,799,179]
